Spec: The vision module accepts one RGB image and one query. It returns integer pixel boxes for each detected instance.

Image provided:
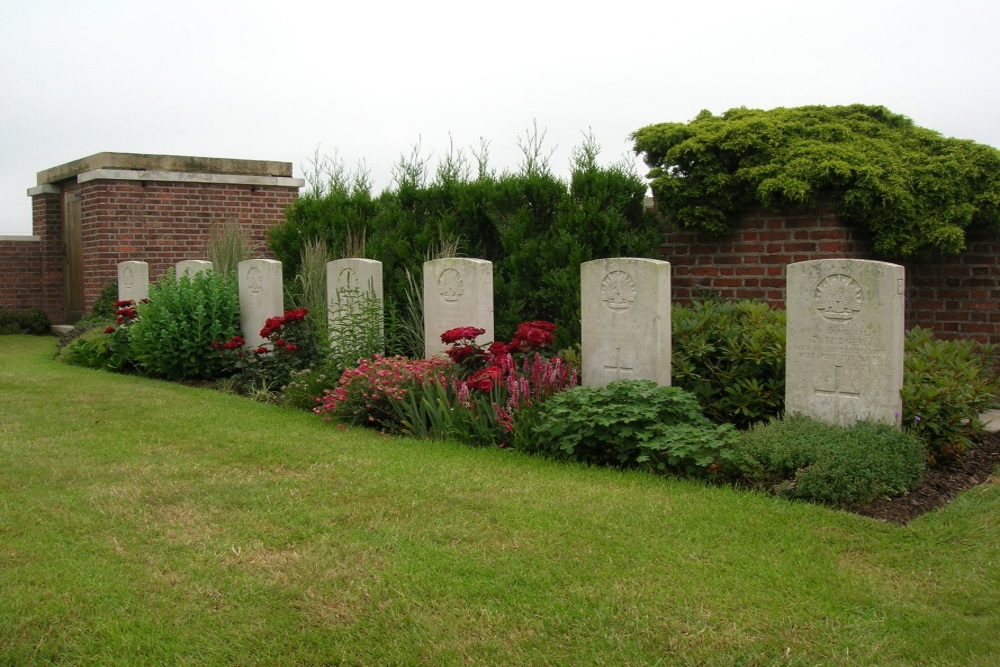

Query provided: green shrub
[729,415,926,505]
[0,308,50,335]
[128,270,240,381]
[529,379,738,476]
[88,283,119,320]
[633,104,1000,259]
[672,299,786,428]
[902,327,1000,463]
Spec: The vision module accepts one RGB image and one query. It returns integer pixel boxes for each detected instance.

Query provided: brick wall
[907,228,1000,342]
[659,205,1000,348]
[77,179,294,311]
[0,236,42,311]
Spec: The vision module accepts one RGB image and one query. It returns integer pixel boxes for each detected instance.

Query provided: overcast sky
[1,0,998,235]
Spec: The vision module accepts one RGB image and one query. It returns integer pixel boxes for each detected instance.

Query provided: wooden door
[63,190,83,323]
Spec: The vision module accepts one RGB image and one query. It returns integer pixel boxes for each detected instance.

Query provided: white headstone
[176,260,213,279]
[581,258,671,387]
[785,259,905,427]
[238,259,284,348]
[327,258,383,346]
[117,261,149,303]
[423,258,493,358]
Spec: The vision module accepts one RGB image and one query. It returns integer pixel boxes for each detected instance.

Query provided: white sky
[1,0,998,235]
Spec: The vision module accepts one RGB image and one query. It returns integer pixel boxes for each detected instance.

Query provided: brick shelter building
[1,152,302,324]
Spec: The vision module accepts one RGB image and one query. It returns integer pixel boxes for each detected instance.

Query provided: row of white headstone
[117,255,904,429]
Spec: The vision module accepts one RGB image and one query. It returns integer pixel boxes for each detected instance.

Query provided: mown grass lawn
[2,335,999,665]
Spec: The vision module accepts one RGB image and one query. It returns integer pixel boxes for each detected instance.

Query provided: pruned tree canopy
[632,105,1000,258]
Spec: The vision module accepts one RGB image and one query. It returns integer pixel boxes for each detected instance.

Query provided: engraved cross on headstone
[603,347,634,380]
[814,365,861,424]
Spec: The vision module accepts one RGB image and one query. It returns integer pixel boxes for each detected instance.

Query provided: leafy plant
[282,361,341,411]
[64,300,138,371]
[315,355,454,432]
[632,104,1000,258]
[214,308,323,392]
[672,299,786,428]
[902,327,1000,463]
[728,415,926,505]
[128,270,240,380]
[529,380,738,476]
[88,282,120,320]
[328,285,385,372]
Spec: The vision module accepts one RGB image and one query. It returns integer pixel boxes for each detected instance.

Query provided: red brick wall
[659,205,1000,348]
[907,229,1000,342]
[77,179,296,315]
[0,237,42,312]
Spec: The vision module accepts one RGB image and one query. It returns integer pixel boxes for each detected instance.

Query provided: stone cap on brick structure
[35,152,295,185]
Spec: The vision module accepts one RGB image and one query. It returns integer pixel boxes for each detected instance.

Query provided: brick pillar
[31,188,64,323]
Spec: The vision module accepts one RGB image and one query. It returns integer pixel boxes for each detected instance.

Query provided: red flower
[222,335,246,350]
[441,327,486,344]
[487,341,510,358]
[445,344,481,365]
[104,326,116,334]
[274,339,286,348]
[512,321,556,351]
[254,346,268,354]
[468,365,502,392]
[284,343,298,353]
[284,308,308,322]
[113,300,134,308]
[211,341,221,349]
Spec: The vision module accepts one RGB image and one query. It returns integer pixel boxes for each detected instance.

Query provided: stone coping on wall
[0,235,40,241]
[35,152,295,186]
[26,169,304,195]
[76,169,304,188]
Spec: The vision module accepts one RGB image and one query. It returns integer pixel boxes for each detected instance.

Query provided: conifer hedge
[268,134,661,352]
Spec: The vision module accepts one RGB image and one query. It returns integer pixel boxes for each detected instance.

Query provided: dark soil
[844,430,1000,524]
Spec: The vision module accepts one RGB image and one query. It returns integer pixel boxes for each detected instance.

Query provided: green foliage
[529,380,738,476]
[64,300,139,371]
[128,270,241,380]
[672,299,786,428]
[316,356,455,432]
[902,327,1000,463]
[215,308,323,394]
[88,282,119,320]
[0,308,50,335]
[282,361,341,411]
[268,130,660,349]
[729,416,926,505]
[284,237,334,350]
[207,221,255,277]
[328,287,385,372]
[632,105,1000,258]
[65,326,133,372]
